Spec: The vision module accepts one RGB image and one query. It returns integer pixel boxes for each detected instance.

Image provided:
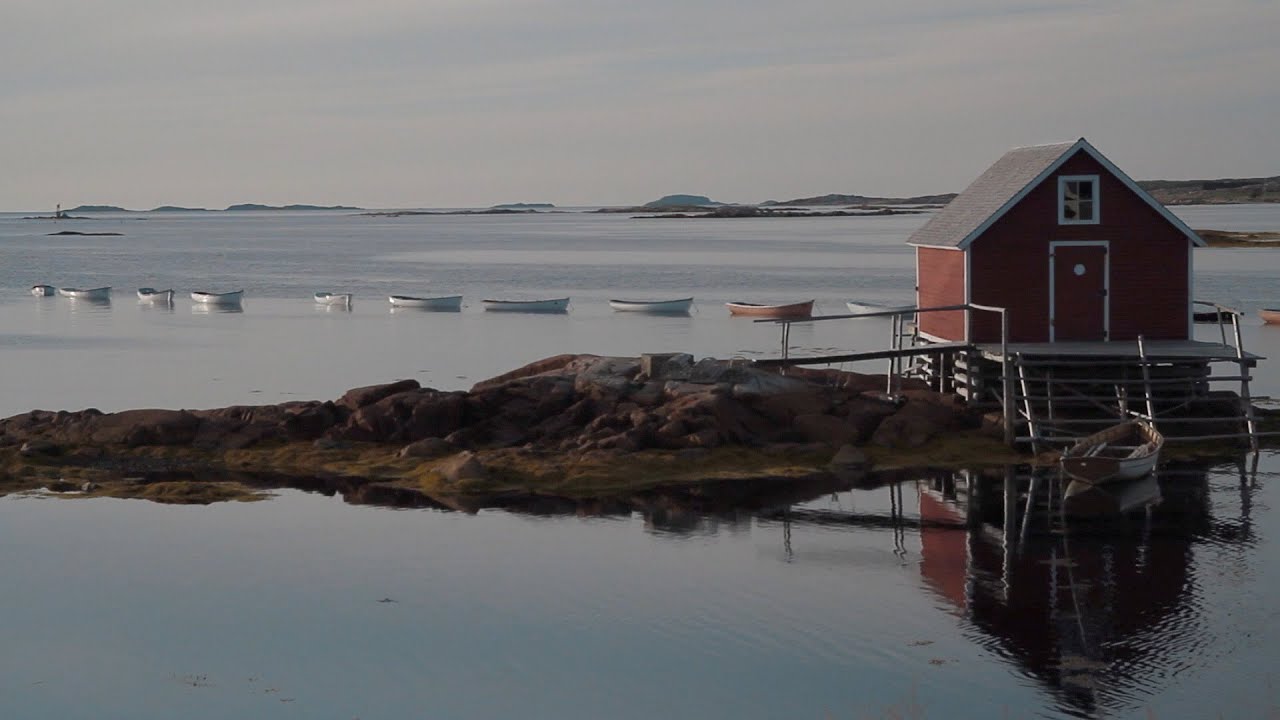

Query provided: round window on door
[1073,264,1086,276]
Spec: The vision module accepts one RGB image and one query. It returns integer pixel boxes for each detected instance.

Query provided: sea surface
[1,204,1279,718]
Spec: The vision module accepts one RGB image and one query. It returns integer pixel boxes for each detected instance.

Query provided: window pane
[1064,182,1079,202]
[1078,181,1093,200]
[1064,201,1078,219]
[1078,200,1094,220]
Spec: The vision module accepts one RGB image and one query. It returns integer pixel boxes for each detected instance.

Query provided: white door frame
[1049,240,1110,342]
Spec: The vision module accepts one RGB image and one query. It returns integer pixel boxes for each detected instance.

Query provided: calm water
[1,205,1279,718]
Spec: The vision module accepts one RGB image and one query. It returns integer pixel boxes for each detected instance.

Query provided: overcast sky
[3,0,1276,210]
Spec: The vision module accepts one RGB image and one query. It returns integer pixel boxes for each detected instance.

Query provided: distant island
[66,203,362,213]
[491,203,555,210]
[225,203,362,211]
[644,194,722,208]
[764,192,958,207]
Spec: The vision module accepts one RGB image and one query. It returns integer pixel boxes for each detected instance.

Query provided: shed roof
[907,138,1205,249]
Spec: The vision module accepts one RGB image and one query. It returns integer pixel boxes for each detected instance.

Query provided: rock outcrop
[0,354,981,456]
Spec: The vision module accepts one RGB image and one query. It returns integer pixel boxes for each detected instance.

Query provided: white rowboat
[1060,420,1163,485]
[609,297,694,314]
[314,292,353,306]
[58,286,111,300]
[846,301,913,315]
[31,285,55,297]
[191,290,244,305]
[481,297,570,313]
[388,294,463,310]
[137,288,175,302]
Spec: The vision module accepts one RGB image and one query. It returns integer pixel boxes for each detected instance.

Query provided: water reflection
[191,303,244,314]
[908,461,1255,718]
[388,305,462,314]
[137,298,175,313]
[64,296,112,312]
[40,456,1261,719]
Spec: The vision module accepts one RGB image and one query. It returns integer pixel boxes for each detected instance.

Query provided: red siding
[916,246,966,341]
[966,151,1190,343]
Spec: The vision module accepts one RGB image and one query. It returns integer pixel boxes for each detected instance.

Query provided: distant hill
[764,193,956,207]
[1138,176,1280,205]
[491,203,554,210]
[225,203,362,211]
[151,205,211,212]
[644,194,721,208]
[68,205,128,212]
[766,176,1279,208]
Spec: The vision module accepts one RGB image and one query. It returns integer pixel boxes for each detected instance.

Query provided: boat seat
[1083,442,1108,457]
[1124,443,1151,459]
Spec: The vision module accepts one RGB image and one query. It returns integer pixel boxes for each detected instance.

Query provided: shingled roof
[906,138,1204,249]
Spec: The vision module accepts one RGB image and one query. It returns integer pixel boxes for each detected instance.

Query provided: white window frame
[1057,174,1100,225]
[1048,240,1110,342]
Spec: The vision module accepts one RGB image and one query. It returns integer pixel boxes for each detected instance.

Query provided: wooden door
[1051,243,1108,341]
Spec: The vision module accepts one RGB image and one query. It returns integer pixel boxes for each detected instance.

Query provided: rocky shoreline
[1,353,1259,509]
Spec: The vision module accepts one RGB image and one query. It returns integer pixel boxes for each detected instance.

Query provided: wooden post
[1001,310,1014,446]
[1136,335,1157,423]
[1230,315,1259,450]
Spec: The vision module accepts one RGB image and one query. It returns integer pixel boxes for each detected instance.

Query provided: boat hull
[1260,309,1280,325]
[725,300,813,318]
[191,290,244,305]
[388,295,463,310]
[314,292,353,306]
[609,298,693,314]
[58,286,111,300]
[137,288,175,302]
[1060,420,1163,485]
[31,285,55,297]
[482,298,570,313]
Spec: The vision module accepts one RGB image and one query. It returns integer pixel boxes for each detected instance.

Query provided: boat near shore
[58,286,111,300]
[845,301,912,315]
[137,288,175,303]
[314,292,353,307]
[191,290,244,305]
[725,300,814,318]
[30,284,55,297]
[608,297,694,314]
[388,294,463,310]
[481,297,570,313]
[1260,309,1280,324]
[1060,420,1164,485]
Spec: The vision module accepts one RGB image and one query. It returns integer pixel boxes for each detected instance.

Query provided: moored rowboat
[1060,420,1163,485]
[31,284,55,297]
[1259,309,1280,325]
[191,290,244,305]
[846,301,913,315]
[388,294,463,310]
[314,292,353,306]
[725,300,814,318]
[481,297,570,313]
[58,286,111,300]
[137,288,175,302]
[608,297,693,314]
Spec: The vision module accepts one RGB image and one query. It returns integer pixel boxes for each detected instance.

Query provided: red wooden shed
[908,138,1205,344]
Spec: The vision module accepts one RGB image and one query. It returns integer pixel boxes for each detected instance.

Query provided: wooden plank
[751,342,968,367]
